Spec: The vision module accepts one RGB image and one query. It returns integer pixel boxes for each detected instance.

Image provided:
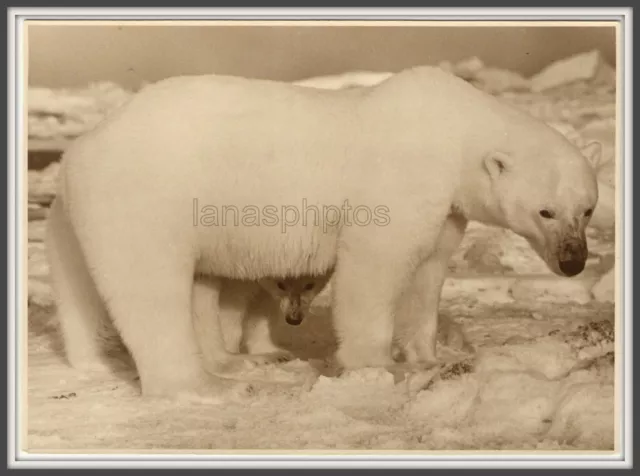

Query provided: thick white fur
[47,66,598,397]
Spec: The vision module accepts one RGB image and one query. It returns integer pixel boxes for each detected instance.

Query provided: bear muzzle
[557,238,588,277]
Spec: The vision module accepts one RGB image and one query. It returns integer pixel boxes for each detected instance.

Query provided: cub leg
[242,292,293,359]
[193,278,292,374]
[217,279,260,354]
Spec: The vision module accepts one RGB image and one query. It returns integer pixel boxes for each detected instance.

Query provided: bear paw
[210,350,295,374]
[141,371,253,402]
[242,350,295,366]
[385,361,441,384]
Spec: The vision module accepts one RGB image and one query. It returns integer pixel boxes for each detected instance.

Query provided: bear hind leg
[46,198,112,374]
[88,244,239,398]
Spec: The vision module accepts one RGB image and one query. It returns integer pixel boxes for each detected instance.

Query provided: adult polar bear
[47,66,598,397]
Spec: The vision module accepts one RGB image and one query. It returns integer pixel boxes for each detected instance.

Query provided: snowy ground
[27,287,615,452]
[24,51,618,453]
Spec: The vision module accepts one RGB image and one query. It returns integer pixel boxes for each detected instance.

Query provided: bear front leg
[331,234,419,371]
[395,214,468,364]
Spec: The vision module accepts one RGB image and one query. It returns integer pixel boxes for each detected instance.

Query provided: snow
[26,296,615,452]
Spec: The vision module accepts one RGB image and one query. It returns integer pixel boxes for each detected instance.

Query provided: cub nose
[559,258,585,277]
[285,311,304,326]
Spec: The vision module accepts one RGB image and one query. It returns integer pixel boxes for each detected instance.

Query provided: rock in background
[27,50,618,306]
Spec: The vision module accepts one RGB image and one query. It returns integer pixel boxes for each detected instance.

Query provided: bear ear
[484,150,512,180]
[580,141,603,169]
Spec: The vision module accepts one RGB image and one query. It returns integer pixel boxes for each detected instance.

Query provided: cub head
[258,274,332,326]
[482,136,600,278]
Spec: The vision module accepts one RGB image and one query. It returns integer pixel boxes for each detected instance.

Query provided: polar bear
[46,66,598,397]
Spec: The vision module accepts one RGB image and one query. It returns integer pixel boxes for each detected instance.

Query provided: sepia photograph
[9,7,631,470]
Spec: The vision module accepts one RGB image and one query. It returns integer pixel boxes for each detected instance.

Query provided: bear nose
[558,258,585,277]
[285,311,303,326]
[558,237,587,277]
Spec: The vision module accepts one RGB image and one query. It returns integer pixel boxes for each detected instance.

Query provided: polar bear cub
[192,273,332,373]
[256,274,333,326]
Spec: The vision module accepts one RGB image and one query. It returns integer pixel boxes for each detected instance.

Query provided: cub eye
[304,283,315,291]
[539,209,555,219]
[584,208,593,218]
[277,282,286,291]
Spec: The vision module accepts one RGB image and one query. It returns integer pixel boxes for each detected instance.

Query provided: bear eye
[304,283,315,291]
[277,282,286,291]
[584,208,593,218]
[539,209,555,219]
